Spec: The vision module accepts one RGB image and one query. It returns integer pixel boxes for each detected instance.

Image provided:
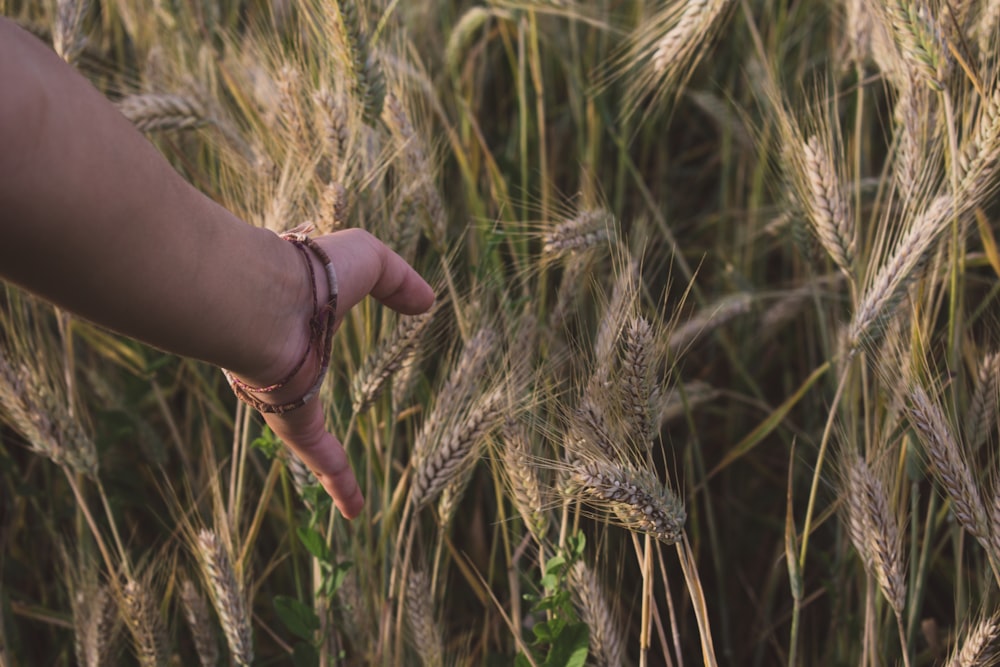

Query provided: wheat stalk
[117,93,208,133]
[195,529,253,667]
[179,578,220,667]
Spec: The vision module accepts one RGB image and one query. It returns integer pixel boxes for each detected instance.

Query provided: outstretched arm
[0,18,434,518]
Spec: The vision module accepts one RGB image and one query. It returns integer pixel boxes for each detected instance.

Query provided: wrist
[225,231,338,414]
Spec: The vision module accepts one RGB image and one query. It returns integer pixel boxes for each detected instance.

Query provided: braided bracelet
[222,232,338,415]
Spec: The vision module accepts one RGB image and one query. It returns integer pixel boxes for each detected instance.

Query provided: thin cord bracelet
[222,232,338,415]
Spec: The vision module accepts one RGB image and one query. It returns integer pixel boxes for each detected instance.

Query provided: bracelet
[222,232,338,415]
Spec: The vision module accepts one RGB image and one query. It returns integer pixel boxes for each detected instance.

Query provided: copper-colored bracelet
[222,232,338,415]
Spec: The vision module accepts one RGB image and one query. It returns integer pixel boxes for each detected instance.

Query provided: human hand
[229,228,434,519]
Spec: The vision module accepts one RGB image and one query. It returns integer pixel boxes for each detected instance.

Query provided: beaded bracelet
[222,232,338,415]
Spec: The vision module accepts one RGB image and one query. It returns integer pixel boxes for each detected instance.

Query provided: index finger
[262,401,363,519]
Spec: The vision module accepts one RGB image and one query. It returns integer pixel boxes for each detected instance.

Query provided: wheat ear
[617,315,658,445]
[117,93,208,133]
[72,583,117,667]
[882,0,950,90]
[849,195,953,349]
[53,0,89,65]
[948,613,1000,666]
[412,386,505,508]
[568,458,685,544]
[336,2,385,126]
[196,529,253,667]
[352,308,436,412]
[0,351,97,477]
[906,385,989,541]
[568,560,626,667]
[543,209,614,257]
[121,579,169,667]
[843,454,906,614]
[501,418,550,542]
[404,570,445,667]
[179,578,220,667]
[668,292,753,352]
[965,351,1000,451]
[801,134,854,275]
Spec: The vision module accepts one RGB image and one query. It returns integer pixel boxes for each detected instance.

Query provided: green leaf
[273,595,320,642]
[545,554,566,577]
[566,533,586,559]
[542,622,589,667]
[320,561,353,598]
[297,524,332,563]
[251,425,280,459]
[292,642,320,667]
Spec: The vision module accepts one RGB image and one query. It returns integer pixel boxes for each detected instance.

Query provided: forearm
[0,18,299,379]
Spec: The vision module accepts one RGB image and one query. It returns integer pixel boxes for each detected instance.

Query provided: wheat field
[3,0,1000,665]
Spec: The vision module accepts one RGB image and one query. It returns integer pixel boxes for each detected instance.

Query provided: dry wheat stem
[180,578,220,667]
[196,529,253,667]
[568,458,685,544]
[906,386,989,541]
